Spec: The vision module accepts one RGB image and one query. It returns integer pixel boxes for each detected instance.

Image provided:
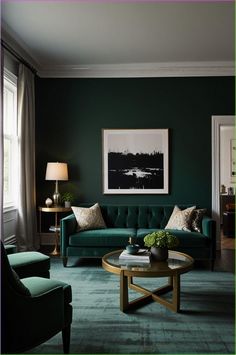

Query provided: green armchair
[1,242,73,353]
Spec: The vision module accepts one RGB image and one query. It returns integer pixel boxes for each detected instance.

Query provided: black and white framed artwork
[102,129,169,194]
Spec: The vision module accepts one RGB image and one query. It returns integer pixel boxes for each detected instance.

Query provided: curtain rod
[1,39,37,75]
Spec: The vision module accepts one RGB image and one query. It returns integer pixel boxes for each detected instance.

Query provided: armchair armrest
[202,216,216,238]
[202,216,216,259]
[60,214,77,257]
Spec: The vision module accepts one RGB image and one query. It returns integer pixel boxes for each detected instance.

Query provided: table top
[39,206,72,212]
[102,249,194,277]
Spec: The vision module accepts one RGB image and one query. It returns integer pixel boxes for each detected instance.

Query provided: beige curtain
[16,64,38,250]
[0,50,4,239]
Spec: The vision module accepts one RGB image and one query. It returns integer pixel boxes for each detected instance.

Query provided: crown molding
[2,26,40,71]
[38,61,234,78]
[2,29,234,78]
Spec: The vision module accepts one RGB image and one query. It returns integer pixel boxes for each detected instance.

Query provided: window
[3,70,18,209]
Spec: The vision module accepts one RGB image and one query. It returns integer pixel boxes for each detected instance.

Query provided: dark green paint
[35,76,234,214]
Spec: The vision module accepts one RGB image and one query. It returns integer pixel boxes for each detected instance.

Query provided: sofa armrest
[60,214,77,257]
[202,216,216,259]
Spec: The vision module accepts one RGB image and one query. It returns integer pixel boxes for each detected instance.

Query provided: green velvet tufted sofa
[60,204,216,269]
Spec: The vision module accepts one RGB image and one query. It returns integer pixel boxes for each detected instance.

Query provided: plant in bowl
[144,231,179,261]
[61,192,74,208]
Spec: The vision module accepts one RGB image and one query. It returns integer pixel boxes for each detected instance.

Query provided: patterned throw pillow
[165,205,196,232]
[191,208,207,233]
[72,203,107,231]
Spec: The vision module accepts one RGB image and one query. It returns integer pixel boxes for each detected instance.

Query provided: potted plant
[61,192,74,208]
[144,231,179,261]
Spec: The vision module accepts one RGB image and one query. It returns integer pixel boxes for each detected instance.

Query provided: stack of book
[49,226,60,232]
[119,249,151,265]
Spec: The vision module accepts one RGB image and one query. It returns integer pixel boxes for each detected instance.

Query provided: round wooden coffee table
[102,249,194,313]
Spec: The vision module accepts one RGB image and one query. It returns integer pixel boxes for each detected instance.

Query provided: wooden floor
[221,233,235,250]
[217,229,235,273]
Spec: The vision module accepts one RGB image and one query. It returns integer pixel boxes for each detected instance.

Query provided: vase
[151,247,168,261]
[45,198,53,207]
[64,201,71,208]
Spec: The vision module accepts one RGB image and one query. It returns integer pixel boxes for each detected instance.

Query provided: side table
[39,207,72,255]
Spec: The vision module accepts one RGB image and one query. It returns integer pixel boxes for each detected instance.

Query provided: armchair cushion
[22,277,72,304]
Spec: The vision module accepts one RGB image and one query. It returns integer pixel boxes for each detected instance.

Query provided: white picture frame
[230,139,236,180]
[102,129,169,194]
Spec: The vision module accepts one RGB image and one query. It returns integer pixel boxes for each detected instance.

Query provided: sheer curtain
[0,51,4,240]
[16,64,38,251]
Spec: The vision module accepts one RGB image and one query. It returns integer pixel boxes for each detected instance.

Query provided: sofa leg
[63,257,68,267]
[62,324,71,354]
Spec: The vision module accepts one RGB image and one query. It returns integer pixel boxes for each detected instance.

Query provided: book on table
[119,249,151,264]
[49,226,60,232]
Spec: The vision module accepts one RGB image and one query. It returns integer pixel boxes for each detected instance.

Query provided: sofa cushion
[165,205,196,231]
[72,203,106,231]
[137,229,210,248]
[69,228,136,247]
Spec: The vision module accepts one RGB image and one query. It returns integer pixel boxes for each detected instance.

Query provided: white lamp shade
[45,162,68,181]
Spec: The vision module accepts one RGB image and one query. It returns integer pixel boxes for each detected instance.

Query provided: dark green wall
[35,76,234,212]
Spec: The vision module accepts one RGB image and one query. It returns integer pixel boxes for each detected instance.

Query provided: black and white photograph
[103,129,169,194]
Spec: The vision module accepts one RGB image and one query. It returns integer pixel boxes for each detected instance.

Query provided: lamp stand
[53,180,61,206]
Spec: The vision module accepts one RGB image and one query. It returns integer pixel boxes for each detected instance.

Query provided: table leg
[120,270,129,312]
[168,276,173,288]
[51,212,59,255]
[172,274,180,312]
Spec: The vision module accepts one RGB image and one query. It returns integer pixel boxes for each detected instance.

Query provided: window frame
[3,68,18,211]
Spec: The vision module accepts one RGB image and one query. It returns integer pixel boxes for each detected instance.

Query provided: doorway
[212,116,235,250]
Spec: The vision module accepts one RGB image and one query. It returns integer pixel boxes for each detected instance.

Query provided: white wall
[220,126,235,192]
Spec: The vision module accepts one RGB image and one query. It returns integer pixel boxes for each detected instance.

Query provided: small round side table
[39,206,72,255]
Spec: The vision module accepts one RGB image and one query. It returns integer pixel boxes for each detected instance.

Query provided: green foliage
[61,192,74,203]
[144,231,179,249]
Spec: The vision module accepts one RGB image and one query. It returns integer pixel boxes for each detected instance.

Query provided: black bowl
[126,244,140,254]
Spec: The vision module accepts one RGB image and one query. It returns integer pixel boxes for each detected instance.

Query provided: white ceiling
[1,1,234,77]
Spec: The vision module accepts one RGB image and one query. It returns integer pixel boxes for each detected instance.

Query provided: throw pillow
[72,203,107,231]
[165,205,196,231]
[191,208,207,233]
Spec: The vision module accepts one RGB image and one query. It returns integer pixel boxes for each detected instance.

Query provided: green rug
[26,258,235,354]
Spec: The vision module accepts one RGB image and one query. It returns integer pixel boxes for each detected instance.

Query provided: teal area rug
[26,258,235,354]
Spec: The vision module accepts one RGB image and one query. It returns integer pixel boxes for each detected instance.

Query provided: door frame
[212,115,235,249]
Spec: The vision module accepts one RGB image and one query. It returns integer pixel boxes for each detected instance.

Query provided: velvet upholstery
[1,242,72,354]
[61,205,216,269]
[8,251,50,278]
[4,244,17,254]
